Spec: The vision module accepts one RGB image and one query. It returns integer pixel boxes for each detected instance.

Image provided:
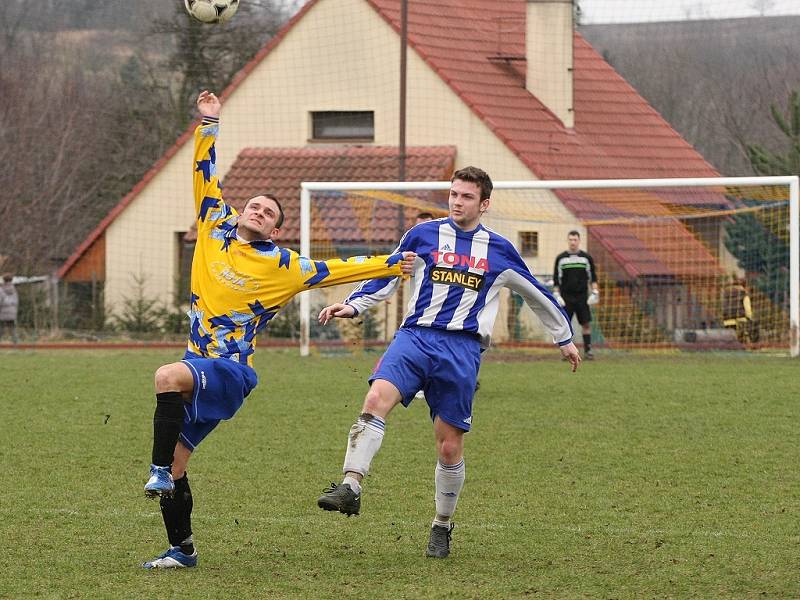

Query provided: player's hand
[553,292,566,307]
[318,303,356,325]
[400,251,417,275]
[560,342,581,372]
[588,290,600,306]
[196,90,221,118]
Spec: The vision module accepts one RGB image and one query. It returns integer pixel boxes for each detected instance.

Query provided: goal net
[296,177,799,357]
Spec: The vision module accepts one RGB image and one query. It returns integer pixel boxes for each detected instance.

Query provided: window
[519,231,538,257]
[311,111,374,141]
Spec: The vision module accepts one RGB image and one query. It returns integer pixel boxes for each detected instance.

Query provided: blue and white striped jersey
[345,218,574,349]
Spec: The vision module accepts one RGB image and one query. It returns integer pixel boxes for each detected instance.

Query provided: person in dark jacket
[552,231,598,359]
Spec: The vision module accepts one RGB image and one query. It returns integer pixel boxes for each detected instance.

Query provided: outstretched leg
[318,379,402,516]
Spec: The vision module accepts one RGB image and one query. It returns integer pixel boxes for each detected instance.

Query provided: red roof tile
[367,0,718,181]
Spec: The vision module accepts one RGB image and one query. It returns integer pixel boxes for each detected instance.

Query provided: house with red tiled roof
[58,0,734,343]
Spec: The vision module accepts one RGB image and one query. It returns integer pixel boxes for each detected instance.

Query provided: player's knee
[437,438,463,464]
[362,388,389,415]
[154,364,185,393]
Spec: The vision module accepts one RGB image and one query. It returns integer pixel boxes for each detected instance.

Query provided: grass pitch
[0,348,797,599]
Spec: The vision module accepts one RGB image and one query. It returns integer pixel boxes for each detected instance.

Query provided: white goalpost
[299,176,799,357]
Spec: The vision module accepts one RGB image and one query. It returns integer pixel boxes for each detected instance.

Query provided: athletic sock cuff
[438,459,464,471]
[359,414,385,434]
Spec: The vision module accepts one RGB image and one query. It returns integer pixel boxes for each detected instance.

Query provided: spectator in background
[722,278,758,344]
[0,274,19,344]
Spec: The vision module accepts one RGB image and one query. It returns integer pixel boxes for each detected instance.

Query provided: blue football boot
[144,464,174,498]
[142,546,198,569]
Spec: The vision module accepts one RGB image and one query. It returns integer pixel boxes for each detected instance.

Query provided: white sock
[342,414,385,478]
[342,475,361,495]
[434,459,465,520]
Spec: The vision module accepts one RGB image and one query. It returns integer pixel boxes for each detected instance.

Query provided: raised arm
[193,91,227,229]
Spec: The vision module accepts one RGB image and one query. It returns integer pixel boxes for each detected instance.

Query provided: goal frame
[299,176,799,357]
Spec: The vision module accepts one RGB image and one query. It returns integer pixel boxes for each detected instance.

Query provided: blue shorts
[178,351,258,451]
[370,326,481,431]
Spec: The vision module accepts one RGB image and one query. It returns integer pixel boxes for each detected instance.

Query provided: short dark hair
[245,193,284,228]
[2,273,12,283]
[452,166,493,200]
[416,211,434,221]
[568,230,581,238]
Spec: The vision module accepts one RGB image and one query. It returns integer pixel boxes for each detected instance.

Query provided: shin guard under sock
[152,391,185,466]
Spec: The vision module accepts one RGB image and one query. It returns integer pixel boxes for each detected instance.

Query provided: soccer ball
[184,0,240,24]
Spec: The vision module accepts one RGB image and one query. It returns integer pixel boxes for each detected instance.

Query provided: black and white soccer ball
[184,0,240,24]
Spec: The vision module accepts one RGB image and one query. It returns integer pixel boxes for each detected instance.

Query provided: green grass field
[1,348,798,599]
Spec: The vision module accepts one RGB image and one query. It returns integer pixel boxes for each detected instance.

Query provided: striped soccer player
[141,90,416,569]
[316,166,580,558]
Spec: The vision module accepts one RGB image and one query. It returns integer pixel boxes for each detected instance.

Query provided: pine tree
[746,90,800,177]
[724,90,799,309]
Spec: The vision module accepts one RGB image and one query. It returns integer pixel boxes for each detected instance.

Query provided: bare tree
[0,0,299,274]
[750,0,777,17]
[580,17,800,175]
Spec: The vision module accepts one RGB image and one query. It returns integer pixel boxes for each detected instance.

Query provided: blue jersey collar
[447,217,484,235]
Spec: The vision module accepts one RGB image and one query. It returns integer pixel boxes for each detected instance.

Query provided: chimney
[526,0,574,128]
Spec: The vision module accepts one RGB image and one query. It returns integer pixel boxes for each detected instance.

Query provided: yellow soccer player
[142,90,416,569]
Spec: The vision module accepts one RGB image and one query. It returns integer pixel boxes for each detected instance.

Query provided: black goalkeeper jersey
[553,250,597,297]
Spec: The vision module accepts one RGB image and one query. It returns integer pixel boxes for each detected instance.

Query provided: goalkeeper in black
[552,230,599,359]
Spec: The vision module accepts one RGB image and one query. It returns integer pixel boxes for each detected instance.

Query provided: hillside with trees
[580,15,800,176]
[0,0,300,274]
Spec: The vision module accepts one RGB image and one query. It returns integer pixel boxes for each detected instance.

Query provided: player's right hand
[196,90,221,118]
[553,292,566,307]
[318,303,356,325]
[559,342,581,372]
[400,251,417,275]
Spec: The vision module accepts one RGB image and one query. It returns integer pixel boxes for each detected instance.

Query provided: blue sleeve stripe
[346,277,396,302]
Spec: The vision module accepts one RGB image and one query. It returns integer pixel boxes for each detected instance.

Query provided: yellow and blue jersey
[188,117,404,366]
